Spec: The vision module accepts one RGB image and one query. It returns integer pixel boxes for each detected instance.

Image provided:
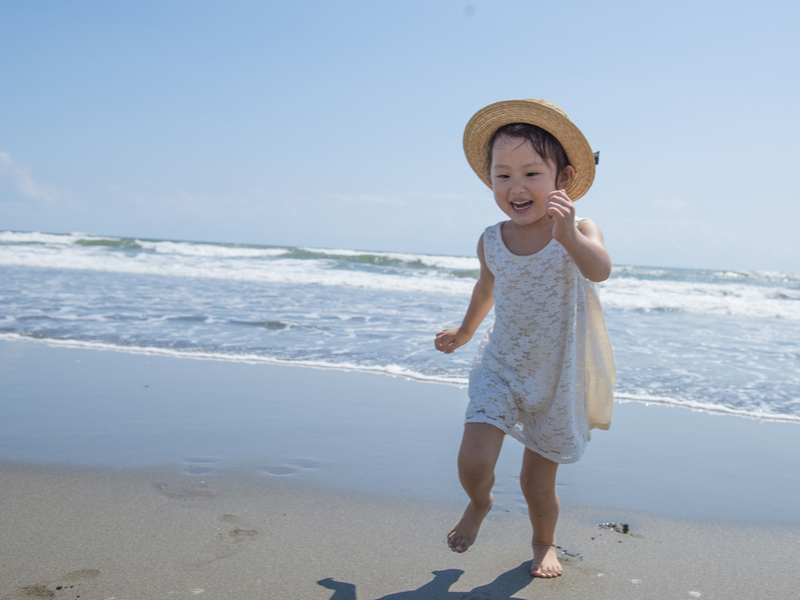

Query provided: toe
[531,563,562,578]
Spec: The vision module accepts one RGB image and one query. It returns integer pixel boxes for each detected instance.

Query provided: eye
[526,172,539,177]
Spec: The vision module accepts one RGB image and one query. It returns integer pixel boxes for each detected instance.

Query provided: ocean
[2,229,799,423]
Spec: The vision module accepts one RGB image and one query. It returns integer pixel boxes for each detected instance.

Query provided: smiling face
[490,134,573,228]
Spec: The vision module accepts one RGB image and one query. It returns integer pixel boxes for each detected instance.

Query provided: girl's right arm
[435,234,495,354]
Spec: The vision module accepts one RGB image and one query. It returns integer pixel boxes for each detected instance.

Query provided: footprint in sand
[557,547,583,563]
[183,457,221,476]
[218,513,258,541]
[218,515,259,541]
[264,466,297,475]
[59,570,101,582]
[193,515,260,566]
[153,481,214,502]
[2,586,55,599]
[261,458,323,476]
[2,569,101,600]
[227,527,259,542]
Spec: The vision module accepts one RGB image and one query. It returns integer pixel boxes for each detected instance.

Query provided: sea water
[2,230,799,422]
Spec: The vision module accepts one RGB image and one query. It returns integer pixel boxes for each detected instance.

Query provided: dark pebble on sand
[599,522,629,534]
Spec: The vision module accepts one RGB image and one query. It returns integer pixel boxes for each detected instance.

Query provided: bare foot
[531,542,562,578]
[447,500,492,553]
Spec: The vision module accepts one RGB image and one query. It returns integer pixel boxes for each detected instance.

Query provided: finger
[547,194,571,208]
[548,191,574,208]
[551,188,573,200]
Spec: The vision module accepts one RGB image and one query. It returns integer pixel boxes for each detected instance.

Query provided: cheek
[493,193,509,213]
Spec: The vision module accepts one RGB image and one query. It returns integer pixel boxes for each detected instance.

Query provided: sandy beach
[2,339,799,599]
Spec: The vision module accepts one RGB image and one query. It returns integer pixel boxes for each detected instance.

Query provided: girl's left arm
[547,190,612,282]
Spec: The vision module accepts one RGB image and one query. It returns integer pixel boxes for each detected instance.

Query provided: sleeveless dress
[466,221,616,464]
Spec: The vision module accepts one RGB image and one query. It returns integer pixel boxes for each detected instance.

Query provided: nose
[510,178,526,194]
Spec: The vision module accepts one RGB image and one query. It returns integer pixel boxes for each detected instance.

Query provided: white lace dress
[466,221,616,464]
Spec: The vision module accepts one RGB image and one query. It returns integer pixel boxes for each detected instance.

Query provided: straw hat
[463,98,596,200]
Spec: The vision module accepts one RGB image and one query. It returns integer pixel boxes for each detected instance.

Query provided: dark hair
[485,123,570,183]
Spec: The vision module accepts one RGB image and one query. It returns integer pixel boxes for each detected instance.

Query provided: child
[435,98,616,578]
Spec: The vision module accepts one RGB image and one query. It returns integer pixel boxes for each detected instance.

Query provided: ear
[558,165,576,190]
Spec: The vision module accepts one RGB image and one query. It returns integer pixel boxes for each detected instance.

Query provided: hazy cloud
[0,152,60,202]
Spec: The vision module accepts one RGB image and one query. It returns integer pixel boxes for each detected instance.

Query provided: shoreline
[4,333,797,425]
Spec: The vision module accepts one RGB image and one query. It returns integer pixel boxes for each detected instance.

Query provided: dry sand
[1,339,799,599]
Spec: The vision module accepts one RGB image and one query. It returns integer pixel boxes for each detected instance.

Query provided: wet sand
[1,339,799,599]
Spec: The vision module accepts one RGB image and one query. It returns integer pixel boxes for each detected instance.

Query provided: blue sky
[2,0,798,272]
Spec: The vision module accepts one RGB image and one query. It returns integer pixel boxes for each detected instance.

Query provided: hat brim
[463,99,595,201]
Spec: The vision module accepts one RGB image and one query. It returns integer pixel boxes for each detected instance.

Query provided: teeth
[511,201,532,208]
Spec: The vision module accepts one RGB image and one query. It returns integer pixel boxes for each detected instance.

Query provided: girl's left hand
[546,190,577,244]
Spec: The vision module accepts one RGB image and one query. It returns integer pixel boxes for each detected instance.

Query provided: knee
[456,423,504,489]
[520,473,556,504]
[458,455,495,488]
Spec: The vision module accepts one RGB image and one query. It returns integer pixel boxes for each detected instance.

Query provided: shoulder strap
[481,223,502,273]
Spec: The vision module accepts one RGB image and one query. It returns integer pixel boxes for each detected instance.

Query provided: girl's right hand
[435,327,472,354]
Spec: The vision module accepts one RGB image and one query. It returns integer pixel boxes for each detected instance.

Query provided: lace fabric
[466,221,615,464]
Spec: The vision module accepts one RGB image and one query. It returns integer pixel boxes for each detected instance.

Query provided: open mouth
[510,200,533,211]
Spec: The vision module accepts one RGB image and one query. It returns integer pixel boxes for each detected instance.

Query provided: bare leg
[520,448,562,578]
[447,423,505,553]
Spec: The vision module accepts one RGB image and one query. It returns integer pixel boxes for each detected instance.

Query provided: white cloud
[0,152,60,202]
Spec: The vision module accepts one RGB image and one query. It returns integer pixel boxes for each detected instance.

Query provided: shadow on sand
[317,561,535,599]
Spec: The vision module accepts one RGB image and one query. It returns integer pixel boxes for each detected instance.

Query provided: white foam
[0,333,469,386]
[0,231,104,245]
[0,245,475,295]
[614,392,800,423]
[602,278,800,321]
[2,230,799,319]
[136,239,288,258]
[300,247,479,270]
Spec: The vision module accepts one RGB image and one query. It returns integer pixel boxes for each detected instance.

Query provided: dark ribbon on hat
[594,151,600,165]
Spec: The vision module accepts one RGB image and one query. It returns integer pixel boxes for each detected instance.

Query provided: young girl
[435,98,616,578]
